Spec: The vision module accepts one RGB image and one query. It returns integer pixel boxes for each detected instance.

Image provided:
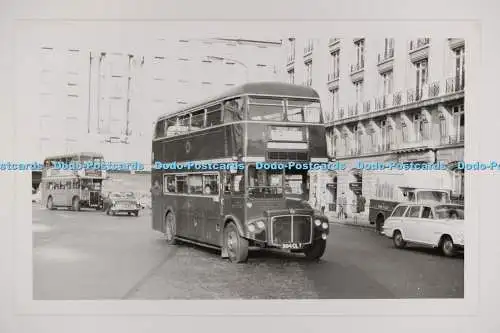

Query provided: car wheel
[134,210,139,217]
[303,239,326,261]
[106,207,110,215]
[393,230,406,249]
[440,235,455,257]
[164,212,177,245]
[223,222,248,263]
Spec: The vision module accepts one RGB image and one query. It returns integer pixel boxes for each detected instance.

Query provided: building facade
[33,38,284,166]
[283,37,465,217]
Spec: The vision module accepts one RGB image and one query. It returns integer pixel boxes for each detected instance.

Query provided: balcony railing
[363,101,371,113]
[409,38,430,51]
[287,54,295,64]
[329,38,340,46]
[428,81,440,98]
[440,134,465,145]
[392,91,403,106]
[304,44,313,55]
[328,71,340,82]
[446,76,465,93]
[338,107,345,120]
[377,48,395,64]
[333,75,464,124]
[350,62,364,73]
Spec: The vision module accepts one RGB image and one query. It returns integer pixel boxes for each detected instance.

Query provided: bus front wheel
[223,222,249,263]
[303,239,326,261]
[164,212,177,245]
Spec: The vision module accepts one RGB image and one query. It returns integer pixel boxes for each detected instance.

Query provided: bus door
[221,170,245,241]
[186,173,220,243]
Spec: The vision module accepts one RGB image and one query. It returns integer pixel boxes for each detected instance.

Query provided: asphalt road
[32,203,464,300]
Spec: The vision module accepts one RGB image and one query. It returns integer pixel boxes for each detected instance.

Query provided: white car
[382,202,464,257]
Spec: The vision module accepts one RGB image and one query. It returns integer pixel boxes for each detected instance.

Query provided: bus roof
[44,152,104,160]
[157,81,320,121]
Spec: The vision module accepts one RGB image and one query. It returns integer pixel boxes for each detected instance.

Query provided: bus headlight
[314,219,321,227]
[256,221,265,229]
[248,224,256,233]
[321,222,328,229]
[246,202,253,208]
[321,233,328,240]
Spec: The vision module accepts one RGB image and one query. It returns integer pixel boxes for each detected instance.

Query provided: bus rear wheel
[303,239,326,261]
[72,196,81,211]
[164,212,177,245]
[224,222,248,263]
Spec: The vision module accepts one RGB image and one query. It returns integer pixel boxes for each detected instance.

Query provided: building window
[328,88,339,122]
[368,129,377,152]
[354,81,364,106]
[439,115,447,142]
[354,39,365,70]
[304,61,313,86]
[384,38,395,59]
[287,68,295,84]
[287,38,296,63]
[415,59,428,100]
[455,47,465,91]
[330,50,340,80]
[304,39,314,54]
[381,70,393,96]
[413,114,423,141]
[401,122,408,142]
[453,104,465,142]
[354,125,363,154]
[342,134,348,156]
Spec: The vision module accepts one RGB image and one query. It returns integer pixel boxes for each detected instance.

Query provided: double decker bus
[41,152,106,211]
[151,82,331,263]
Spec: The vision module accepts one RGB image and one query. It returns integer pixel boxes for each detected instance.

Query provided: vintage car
[381,202,464,257]
[102,191,141,216]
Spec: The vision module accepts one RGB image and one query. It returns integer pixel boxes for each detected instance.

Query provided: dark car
[102,191,141,216]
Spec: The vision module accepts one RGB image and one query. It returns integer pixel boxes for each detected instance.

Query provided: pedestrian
[319,194,326,215]
[151,180,162,196]
[338,192,345,219]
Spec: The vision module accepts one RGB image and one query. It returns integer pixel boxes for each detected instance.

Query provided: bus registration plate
[282,243,302,249]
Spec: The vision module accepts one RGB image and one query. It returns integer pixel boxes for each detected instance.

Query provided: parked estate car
[381,202,464,257]
[102,191,141,216]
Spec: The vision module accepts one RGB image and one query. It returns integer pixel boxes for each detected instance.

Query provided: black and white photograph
[17,23,467,301]
[5,0,500,331]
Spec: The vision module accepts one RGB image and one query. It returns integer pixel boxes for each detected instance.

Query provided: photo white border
[14,19,479,316]
[2,0,499,331]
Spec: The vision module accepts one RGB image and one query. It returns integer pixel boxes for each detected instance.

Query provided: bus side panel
[158,128,227,162]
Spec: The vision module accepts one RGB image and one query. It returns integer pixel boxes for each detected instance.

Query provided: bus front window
[286,99,322,123]
[247,165,283,198]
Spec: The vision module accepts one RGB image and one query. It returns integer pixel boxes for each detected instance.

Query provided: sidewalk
[325,212,376,230]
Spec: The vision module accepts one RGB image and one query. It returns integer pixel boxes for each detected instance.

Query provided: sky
[15,21,286,165]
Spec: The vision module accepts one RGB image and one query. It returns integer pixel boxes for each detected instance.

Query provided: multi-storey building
[284,37,465,217]
[33,38,284,166]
